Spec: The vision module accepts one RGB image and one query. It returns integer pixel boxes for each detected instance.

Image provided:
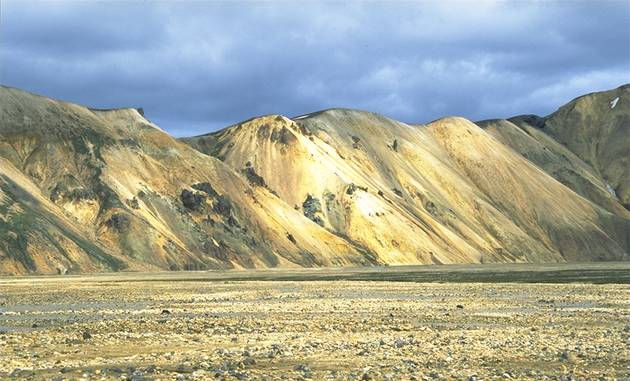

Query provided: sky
[1,1,629,136]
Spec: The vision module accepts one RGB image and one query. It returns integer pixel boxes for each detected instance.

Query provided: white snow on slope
[610,97,619,109]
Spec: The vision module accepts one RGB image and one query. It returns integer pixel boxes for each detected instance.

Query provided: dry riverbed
[0,265,629,380]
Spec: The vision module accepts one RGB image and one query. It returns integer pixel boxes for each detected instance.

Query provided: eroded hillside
[185,104,630,266]
[0,87,370,274]
[1,84,629,274]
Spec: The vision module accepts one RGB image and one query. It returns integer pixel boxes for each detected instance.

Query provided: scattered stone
[294,364,311,373]
[242,357,256,366]
[0,275,625,379]
[561,350,579,363]
[130,370,145,381]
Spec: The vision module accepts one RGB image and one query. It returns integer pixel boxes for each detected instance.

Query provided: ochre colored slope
[2,84,629,274]
[477,118,629,217]
[0,86,369,274]
[185,108,630,265]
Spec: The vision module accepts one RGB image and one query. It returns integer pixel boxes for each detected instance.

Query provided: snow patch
[606,183,617,197]
[610,97,619,109]
[293,114,311,120]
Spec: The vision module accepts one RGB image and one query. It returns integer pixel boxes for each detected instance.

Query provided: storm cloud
[1,1,628,136]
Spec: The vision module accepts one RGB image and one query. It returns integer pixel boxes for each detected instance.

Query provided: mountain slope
[1,84,629,274]
[477,117,629,217]
[475,84,630,217]
[0,86,370,274]
[0,156,126,274]
[542,85,630,210]
[184,107,630,265]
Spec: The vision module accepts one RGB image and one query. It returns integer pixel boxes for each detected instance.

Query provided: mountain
[0,86,370,274]
[477,85,630,217]
[1,85,629,274]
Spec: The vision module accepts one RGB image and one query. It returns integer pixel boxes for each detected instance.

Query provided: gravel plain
[1,264,629,380]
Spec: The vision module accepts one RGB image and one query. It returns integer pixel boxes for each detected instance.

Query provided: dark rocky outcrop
[425,201,438,216]
[242,166,267,187]
[346,183,368,195]
[213,195,232,217]
[181,189,206,211]
[50,183,98,203]
[302,195,324,226]
[271,126,297,145]
[126,197,140,209]
[257,124,271,139]
[106,213,130,232]
[192,182,219,197]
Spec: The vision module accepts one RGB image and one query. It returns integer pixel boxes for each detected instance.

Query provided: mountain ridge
[1,84,629,274]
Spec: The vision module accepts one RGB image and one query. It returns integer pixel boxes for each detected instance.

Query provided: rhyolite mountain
[1,84,629,274]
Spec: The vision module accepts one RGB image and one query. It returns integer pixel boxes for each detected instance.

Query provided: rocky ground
[0,267,629,380]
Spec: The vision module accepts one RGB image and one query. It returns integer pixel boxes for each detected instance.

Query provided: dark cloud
[2,0,628,136]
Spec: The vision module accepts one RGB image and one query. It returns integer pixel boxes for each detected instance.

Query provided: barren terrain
[1,263,629,380]
[3,85,630,275]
